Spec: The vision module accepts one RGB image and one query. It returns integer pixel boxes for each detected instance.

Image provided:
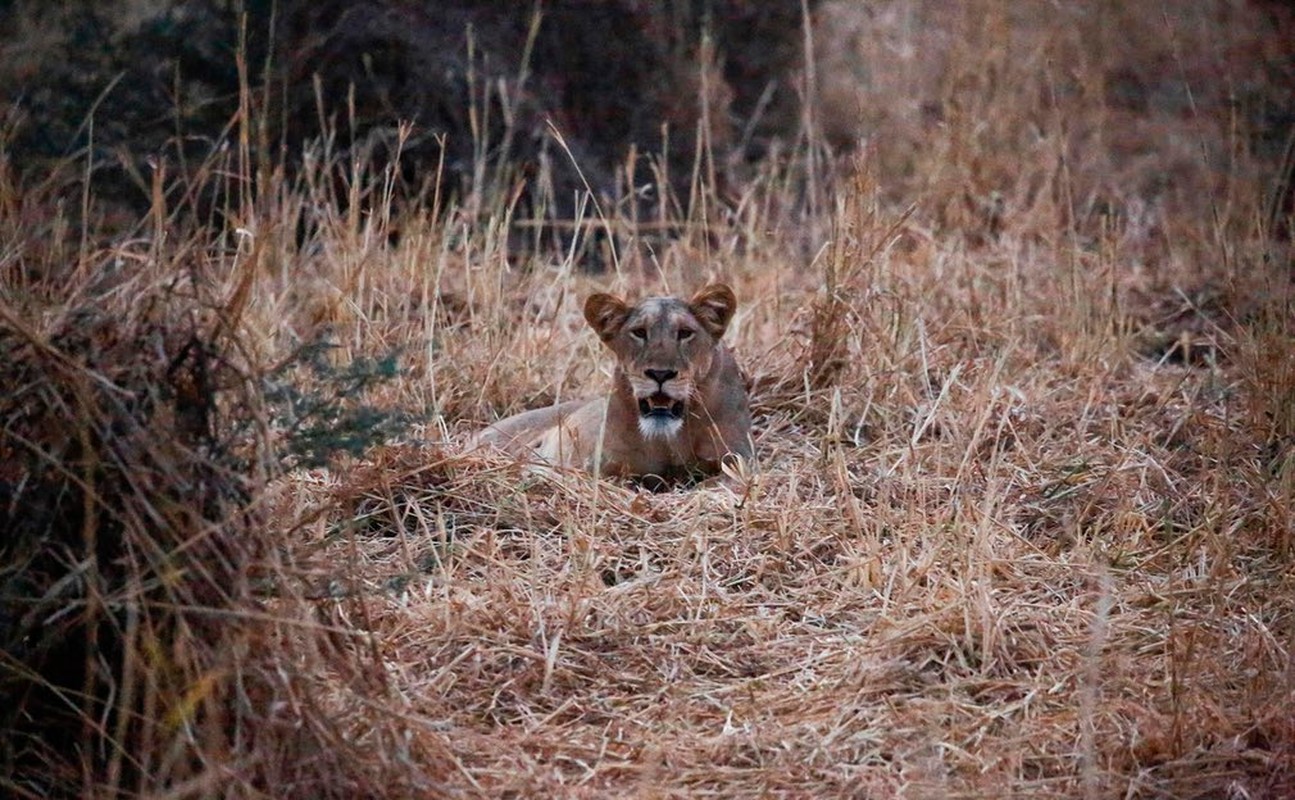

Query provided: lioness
[471,283,754,487]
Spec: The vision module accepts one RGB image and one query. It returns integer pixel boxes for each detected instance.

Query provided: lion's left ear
[584,292,630,342]
[689,283,737,338]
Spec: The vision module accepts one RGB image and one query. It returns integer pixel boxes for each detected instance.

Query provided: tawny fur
[470,284,753,485]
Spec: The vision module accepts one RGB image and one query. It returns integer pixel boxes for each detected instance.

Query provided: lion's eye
[629,327,648,342]
[677,328,695,342]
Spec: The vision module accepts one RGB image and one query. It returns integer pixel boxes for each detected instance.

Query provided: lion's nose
[644,369,677,386]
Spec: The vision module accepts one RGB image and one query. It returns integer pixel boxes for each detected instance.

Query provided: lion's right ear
[584,293,630,342]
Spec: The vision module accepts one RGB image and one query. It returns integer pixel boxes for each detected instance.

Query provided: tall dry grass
[3,0,1293,797]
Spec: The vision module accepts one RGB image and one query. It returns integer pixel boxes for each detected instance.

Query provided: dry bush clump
[0,241,448,795]
[3,0,1295,798]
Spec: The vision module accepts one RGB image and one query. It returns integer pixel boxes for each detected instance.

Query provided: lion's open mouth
[638,393,685,420]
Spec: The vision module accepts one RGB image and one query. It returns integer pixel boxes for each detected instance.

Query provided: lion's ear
[689,283,737,338]
[584,293,630,342]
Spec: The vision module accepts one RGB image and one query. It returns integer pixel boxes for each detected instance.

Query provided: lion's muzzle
[634,388,686,439]
[638,393,685,420]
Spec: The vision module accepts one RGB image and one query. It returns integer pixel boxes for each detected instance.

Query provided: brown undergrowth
[3,1,1294,798]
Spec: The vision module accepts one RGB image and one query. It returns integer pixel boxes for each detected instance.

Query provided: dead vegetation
[2,1,1294,798]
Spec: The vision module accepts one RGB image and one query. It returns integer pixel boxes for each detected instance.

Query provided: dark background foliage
[2,0,817,226]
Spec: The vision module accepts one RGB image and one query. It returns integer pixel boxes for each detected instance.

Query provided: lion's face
[584,284,738,440]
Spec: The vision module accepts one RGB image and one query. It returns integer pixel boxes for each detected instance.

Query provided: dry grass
[3,1,1294,797]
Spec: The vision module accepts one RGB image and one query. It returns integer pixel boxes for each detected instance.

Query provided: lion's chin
[637,414,684,440]
[636,394,686,439]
